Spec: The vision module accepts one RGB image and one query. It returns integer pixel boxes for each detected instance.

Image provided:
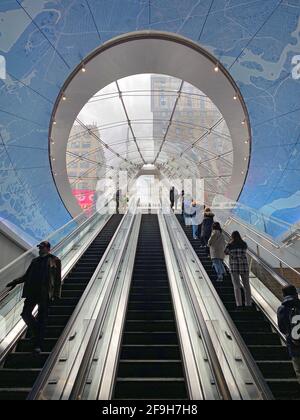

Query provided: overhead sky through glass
[67,74,233,207]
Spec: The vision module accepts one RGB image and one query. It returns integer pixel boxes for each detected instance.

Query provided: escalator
[113,214,188,400]
[177,215,300,401]
[0,214,123,401]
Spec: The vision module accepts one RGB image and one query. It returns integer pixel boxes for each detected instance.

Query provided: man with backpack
[277,285,300,384]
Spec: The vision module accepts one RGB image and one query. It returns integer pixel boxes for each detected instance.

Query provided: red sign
[72,189,95,210]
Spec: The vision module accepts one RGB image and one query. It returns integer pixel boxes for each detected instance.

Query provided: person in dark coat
[181,190,185,220]
[7,241,61,353]
[225,231,251,307]
[170,187,175,210]
[200,207,215,247]
[277,285,300,385]
[116,189,120,214]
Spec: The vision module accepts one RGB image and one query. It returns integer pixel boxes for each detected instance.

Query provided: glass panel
[0,202,114,353]
[67,73,235,206]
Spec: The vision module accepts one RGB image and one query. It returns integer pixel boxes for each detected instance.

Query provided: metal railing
[70,213,141,400]
[166,212,274,400]
[28,200,138,400]
[159,212,231,400]
[0,200,114,362]
[243,234,300,285]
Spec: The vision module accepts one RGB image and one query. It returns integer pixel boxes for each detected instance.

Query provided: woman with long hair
[208,222,226,282]
[225,231,252,307]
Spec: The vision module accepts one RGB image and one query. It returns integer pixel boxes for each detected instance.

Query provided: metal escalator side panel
[170,213,274,400]
[0,215,123,401]
[0,210,114,365]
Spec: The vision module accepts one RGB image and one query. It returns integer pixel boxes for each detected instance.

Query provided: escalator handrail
[243,234,300,284]
[160,213,232,400]
[28,207,135,400]
[0,210,114,366]
[172,213,274,400]
[0,199,113,305]
[68,212,139,400]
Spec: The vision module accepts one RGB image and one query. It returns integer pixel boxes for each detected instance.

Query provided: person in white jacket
[208,222,226,282]
[185,199,203,240]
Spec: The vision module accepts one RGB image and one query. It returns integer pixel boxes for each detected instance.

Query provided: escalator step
[0,369,41,388]
[48,306,74,316]
[114,379,187,400]
[248,346,290,361]
[121,345,181,360]
[4,353,50,369]
[129,294,171,302]
[128,302,173,311]
[127,311,174,321]
[124,320,177,332]
[233,321,273,333]
[123,332,179,345]
[267,380,300,400]
[257,361,296,378]
[118,361,184,378]
[0,388,30,401]
[17,338,57,353]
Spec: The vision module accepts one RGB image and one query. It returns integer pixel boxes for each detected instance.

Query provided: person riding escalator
[6,241,61,354]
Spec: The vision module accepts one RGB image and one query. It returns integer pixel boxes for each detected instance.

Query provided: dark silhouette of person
[170,187,175,210]
[116,189,120,214]
[278,285,300,385]
[7,241,61,353]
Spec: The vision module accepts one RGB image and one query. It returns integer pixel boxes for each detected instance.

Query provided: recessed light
[62,95,67,101]
[242,120,246,125]
[82,66,86,73]
[53,120,57,125]
[214,65,219,73]
[233,95,238,100]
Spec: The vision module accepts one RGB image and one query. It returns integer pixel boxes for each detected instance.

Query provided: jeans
[292,358,300,384]
[212,259,225,280]
[21,298,49,349]
[231,272,252,307]
[192,224,198,239]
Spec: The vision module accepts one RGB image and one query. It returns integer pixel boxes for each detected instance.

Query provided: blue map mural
[0,0,300,240]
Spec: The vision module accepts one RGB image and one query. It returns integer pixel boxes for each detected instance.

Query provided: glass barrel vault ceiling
[0,1,300,240]
[67,74,233,206]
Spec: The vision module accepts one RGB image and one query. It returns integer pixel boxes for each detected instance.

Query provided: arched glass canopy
[66,74,234,209]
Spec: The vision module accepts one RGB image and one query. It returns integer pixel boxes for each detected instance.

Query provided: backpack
[289,304,300,347]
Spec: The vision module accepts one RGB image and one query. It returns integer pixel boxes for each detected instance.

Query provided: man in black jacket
[277,285,300,385]
[7,241,61,353]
